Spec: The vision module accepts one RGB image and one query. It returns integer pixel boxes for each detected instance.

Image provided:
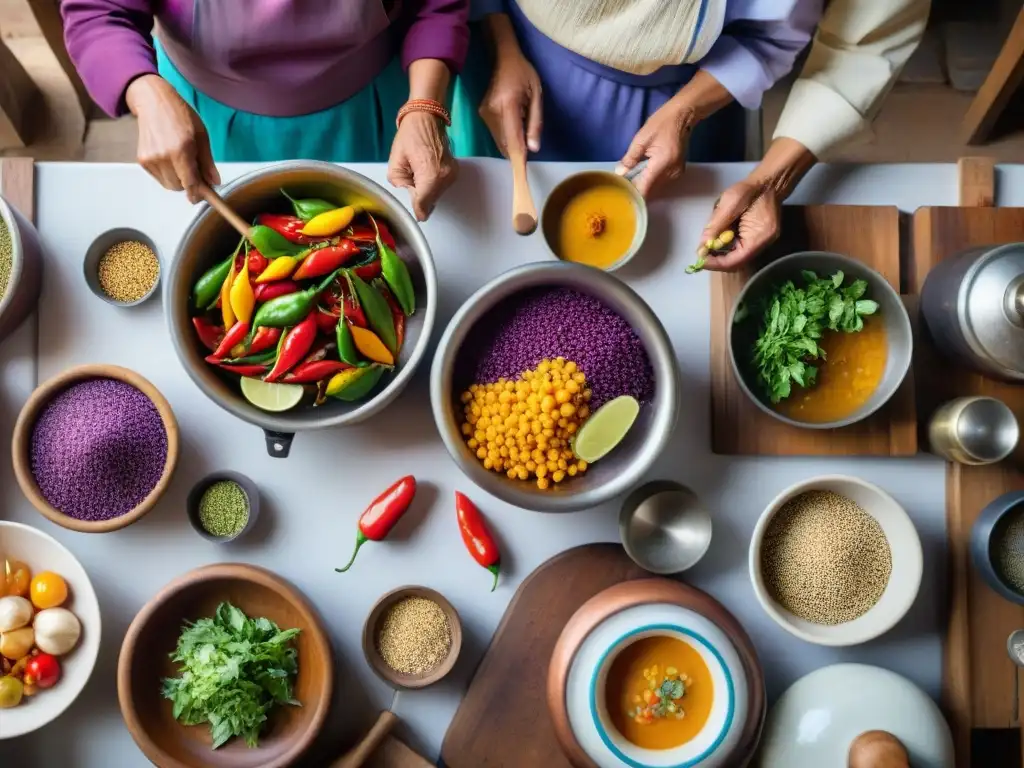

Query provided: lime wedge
[572,395,640,463]
[240,377,304,412]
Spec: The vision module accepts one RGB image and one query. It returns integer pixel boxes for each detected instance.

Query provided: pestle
[848,730,910,768]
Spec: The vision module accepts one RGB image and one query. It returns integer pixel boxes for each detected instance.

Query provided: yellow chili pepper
[254,255,301,284]
[220,261,236,328]
[349,325,394,365]
[300,205,356,237]
[229,262,255,324]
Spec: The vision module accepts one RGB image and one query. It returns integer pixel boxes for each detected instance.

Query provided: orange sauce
[605,635,714,750]
[776,316,888,423]
[556,184,636,269]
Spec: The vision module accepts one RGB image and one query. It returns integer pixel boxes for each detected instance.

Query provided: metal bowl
[0,193,43,344]
[619,481,712,574]
[165,161,437,458]
[83,227,161,307]
[186,470,261,543]
[928,395,1019,464]
[970,490,1024,605]
[728,251,913,429]
[430,261,680,513]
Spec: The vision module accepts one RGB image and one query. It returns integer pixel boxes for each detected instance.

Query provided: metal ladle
[1008,629,1024,722]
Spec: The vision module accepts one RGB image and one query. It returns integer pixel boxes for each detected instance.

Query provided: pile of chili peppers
[190,190,417,407]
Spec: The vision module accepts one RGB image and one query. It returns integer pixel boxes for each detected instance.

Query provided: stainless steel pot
[920,243,1024,381]
[166,161,437,457]
[0,195,43,344]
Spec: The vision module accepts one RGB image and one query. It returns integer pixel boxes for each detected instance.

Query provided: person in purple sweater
[61,0,470,220]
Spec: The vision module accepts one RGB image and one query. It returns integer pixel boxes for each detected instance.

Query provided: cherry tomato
[24,654,60,689]
[0,676,23,708]
[5,560,31,598]
[30,571,68,610]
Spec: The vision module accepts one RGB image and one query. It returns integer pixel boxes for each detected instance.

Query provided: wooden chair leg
[0,37,42,149]
[960,7,1024,145]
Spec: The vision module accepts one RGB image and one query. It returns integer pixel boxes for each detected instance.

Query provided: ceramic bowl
[0,191,43,345]
[549,579,765,768]
[728,251,913,429]
[117,563,333,768]
[185,471,260,543]
[540,170,649,272]
[0,521,102,739]
[11,364,179,533]
[431,261,680,513]
[82,227,161,307]
[970,489,1024,604]
[362,585,462,689]
[749,475,923,646]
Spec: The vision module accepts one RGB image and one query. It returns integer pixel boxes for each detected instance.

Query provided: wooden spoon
[507,143,537,236]
[848,730,910,768]
[197,183,251,239]
[329,710,398,768]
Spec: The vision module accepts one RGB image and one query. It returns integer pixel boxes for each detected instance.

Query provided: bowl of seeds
[84,228,161,307]
[363,585,462,689]
[186,471,260,543]
[0,190,43,344]
[970,490,1024,605]
[749,475,922,647]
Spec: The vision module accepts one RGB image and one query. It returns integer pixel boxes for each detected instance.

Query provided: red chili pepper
[256,213,318,244]
[336,476,417,573]
[211,320,250,359]
[348,221,396,249]
[254,280,300,303]
[342,282,367,327]
[455,492,501,592]
[192,316,224,352]
[376,281,406,352]
[204,356,270,378]
[248,326,282,355]
[282,359,351,384]
[265,312,317,382]
[291,241,361,281]
[315,307,341,336]
[248,249,269,276]
[352,260,383,281]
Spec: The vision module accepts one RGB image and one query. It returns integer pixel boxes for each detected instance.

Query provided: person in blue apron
[62,0,470,220]
[451,0,820,198]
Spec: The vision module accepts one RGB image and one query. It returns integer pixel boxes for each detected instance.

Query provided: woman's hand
[387,111,457,222]
[479,13,543,156]
[616,100,695,198]
[125,74,219,203]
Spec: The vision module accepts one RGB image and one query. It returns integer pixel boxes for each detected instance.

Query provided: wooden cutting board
[912,158,1024,768]
[440,544,647,768]
[710,204,917,456]
[1,157,34,221]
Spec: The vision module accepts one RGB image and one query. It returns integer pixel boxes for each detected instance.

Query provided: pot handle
[264,430,294,458]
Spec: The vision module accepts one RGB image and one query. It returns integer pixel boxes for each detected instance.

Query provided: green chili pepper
[327,365,386,402]
[192,240,242,310]
[252,269,342,328]
[335,316,365,367]
[281,189,337,222]
[346,271,397,355]
[226,348,278,366]
[249,224,305,258]
[371,215,415,316]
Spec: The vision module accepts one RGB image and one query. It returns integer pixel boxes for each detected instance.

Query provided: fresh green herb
[161,602,301,749]
[737,269,879,404]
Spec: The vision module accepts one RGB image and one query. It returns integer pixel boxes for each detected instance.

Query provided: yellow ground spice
[0,217,12,301]
[376,597,451,675]
[98,240,159,303]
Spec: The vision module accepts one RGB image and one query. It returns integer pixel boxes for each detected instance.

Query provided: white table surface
[0,159,1016,767]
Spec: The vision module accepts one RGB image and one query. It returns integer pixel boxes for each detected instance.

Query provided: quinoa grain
[376,597,451,675]
[97,240,159,303]
[994,510,1024,592]
[0,217,11,301]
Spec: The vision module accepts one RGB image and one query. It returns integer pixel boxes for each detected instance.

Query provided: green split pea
[198,480,249,537]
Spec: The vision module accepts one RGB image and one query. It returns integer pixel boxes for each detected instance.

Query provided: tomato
[30,571,68,609]
[0,676,23,708]
[24,653,60,689]
[4,560,30,598]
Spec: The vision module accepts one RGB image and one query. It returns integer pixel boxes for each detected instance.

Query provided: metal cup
[928,396,1020,465]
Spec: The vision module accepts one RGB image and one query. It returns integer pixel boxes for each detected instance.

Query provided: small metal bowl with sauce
[541,170,648,272]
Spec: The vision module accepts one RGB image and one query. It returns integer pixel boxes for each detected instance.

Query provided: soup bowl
[728,251,912,429]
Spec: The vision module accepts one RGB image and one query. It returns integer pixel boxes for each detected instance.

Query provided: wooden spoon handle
[330,710,398,768]
[197,183,251,239]
[507,144,537,235]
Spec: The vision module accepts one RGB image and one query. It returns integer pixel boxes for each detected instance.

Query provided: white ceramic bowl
[567,604,750,768]
[749,475,922,647]
[0,521,101,739]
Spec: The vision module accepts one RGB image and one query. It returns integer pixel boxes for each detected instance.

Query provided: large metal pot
[0,195,43,344]
[920,243,1024,381]
[166,161,437,457]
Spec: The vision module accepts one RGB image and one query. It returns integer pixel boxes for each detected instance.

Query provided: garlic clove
[33,607,81,656]
[0,595,33,632]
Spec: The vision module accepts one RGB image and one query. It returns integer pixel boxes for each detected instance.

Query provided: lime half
[240,377,304,412]
[572,395,640,463]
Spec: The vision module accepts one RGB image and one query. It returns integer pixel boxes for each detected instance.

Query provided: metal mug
[927,396,1019,465]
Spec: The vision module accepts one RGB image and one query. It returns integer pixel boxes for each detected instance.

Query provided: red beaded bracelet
[396,99,452,129]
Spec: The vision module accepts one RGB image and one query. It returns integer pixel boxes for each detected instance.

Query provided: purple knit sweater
[62,0,470,117]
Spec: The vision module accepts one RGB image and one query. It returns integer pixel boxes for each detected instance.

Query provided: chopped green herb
[736,269,879,404]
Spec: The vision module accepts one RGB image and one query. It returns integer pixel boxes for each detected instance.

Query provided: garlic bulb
[33,607,81,656]
[0,596,32,632]
[0,627,34,659]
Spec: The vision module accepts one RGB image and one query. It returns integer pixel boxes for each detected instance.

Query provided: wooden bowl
[117,563,333,768]
[11,364,179,533]
[362,586,462,689]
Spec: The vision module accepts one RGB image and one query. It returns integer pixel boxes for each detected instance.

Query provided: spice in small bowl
[83,228,161,307]
[186,471,260,543]
[363,586,462,689]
